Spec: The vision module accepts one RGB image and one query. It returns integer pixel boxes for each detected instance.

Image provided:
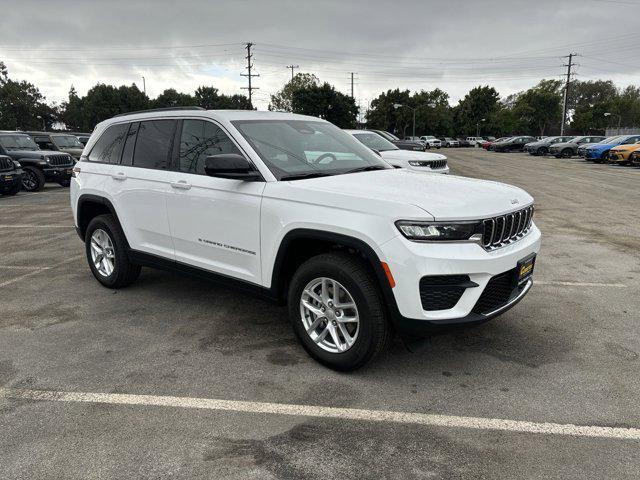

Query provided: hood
[610,143,640,152]
[380,150,446,162]
[276,169,532,221]
[4,149,60,159]
[587,143,614,151]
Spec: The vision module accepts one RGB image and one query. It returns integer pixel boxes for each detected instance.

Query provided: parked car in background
[74,134,92,146]
[456,137,473,147]
[439,137,460,147]
[0,155,23,196]
[584,135,640,162]
[466,136,485,147]
[370,130,425,151]
[549,136,605,158]
[481,137,508,150]
[524,136,575,156]
[489,136,536,152]
[346,130,449,174]
[26,131,84,160]
[0,132,74,191]
[607,141,640,165]
[631,150,640,167]
[535,136,548,141]
[419,136,442,149]
[577,136,619,157]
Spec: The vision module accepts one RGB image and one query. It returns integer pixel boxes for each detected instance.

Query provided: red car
[483,137,507,150]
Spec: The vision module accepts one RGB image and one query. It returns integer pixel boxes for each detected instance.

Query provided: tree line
[1,59,638,135]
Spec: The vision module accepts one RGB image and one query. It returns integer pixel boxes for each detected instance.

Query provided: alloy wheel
[300,277,359,353]
[22,170,37,191]
[90,228,115,277]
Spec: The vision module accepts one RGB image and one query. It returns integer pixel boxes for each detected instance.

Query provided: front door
[166,119,264,285]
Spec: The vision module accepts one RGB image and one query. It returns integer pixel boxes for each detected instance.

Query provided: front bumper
[0,169,23,189]
[607,151,630,163]
[380,225,541,332]
[43,165,73,181]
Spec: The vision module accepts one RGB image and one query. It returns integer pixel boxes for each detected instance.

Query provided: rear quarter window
[88,123,129,163]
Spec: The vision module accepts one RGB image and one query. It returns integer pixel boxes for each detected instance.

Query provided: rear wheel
[21,167,45,192]
[561,148,573,158]
[288,253,391,371]
[538,147,548,156]
[85,214,141,288]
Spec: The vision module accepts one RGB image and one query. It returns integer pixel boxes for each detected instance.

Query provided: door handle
[111,172,127,181]
[170,180,191,190]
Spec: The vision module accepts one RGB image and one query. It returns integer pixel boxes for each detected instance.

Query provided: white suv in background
[419,136,442,149]
[345,129,449,174]
[71,108,541,371]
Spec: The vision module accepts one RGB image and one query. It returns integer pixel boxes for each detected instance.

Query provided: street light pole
[394,102,436,139]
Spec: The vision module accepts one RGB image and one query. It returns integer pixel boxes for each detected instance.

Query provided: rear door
[166,118,264,284]
[108,119,176,260]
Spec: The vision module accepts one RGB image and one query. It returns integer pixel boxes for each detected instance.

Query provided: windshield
[569,137,586,144]
[52,135,83,148]
[352,132,398,152]
[601,136,621,144]
[232,120,391,180]
[423,136,436,140]
[0,134,39,151]
[380,131,399,141]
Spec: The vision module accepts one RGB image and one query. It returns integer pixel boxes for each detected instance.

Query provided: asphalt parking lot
[1,149,640,479]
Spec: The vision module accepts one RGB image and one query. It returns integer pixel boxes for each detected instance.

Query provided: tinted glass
[352,132,398,151]
[623,135,640,144]
[120,122,139,166]
[178,120,241,175]
[0,134,39,151]
[232,120,390,180]
[132,120,176,169]
[88,123,128,163]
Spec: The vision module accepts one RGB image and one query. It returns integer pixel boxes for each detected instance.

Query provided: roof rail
[113,106,205,118]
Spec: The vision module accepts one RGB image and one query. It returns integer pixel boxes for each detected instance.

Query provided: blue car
[585,135,640,162]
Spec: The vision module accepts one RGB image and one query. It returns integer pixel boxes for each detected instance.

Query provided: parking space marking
[0,255,83,288]
[1,388,639,441]
[536,280,627,288]
[0,265,46,270]
[0,225,73,228]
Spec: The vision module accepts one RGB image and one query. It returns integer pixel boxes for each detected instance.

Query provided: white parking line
[536,280,627,288]
[0,255,83,288]
[0,225,73,228]
[0,265,45,270]
[1,387,639,441]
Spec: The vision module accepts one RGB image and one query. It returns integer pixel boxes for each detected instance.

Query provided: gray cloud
[0,0,638,110]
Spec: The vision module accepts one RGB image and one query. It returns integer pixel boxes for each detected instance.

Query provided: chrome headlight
[396,221,483,242]
[12,160,21,168]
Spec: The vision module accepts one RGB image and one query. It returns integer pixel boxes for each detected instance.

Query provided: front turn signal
[72,166,81,178]
[381,262,396,288]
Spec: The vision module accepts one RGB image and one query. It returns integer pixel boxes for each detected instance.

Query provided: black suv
[0,155,22,196]
[26,131,84,160]
[369,130,426,151]
[0,132,74,191]
[489,136,536,152]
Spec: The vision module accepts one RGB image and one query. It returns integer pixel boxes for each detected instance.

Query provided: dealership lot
[1,149,640,479]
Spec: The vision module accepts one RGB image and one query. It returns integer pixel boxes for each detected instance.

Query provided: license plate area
[516,254,536,285]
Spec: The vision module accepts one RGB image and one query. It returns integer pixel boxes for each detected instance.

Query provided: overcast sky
[1,0,639,112]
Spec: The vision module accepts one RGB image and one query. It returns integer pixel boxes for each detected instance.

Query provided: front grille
[419,275,474,311]
[0,156,13,171]
[472,269,519,315]
[411,160,447,169]
[47,154,73,166]
[481,205,533,251]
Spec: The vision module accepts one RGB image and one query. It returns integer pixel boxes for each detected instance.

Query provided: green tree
[152,88,196,109]
[269,73,319,112]
[513,83,562,135]
[365,88,413,136]
[194,86,251,110]
[454,86,501,136]
[290,82,358,128]
[569,80,618,133]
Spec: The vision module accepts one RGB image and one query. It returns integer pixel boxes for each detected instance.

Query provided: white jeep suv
[71,108,541,371]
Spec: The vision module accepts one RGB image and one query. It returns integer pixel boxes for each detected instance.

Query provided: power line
[240,42,259,108]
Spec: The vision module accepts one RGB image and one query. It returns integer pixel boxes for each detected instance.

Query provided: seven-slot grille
[481,205,534,250]
[0,156,13,171]
[47,154,73,166]
[412,160,447,169]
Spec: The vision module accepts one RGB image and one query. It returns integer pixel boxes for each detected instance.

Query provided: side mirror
[204,154,261,181]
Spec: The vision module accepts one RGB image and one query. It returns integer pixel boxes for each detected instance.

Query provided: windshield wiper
[342,165,388,175]
[280,172,333,181]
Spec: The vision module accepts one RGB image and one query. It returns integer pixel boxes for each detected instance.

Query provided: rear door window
[88,123,129,163]
[132,120,177,170]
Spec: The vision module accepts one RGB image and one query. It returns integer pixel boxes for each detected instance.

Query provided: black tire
[58,179,71,187]
[1,182,20,196]
[85,214,141,289]
[288,252,392,371]
[560,148,573,158]
[21,167,45,192]
[538,147,548,156]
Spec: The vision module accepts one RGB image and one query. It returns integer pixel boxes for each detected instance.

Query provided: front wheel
[21,167,45,192]
[288,253,391,371]
[538,147,548,156]
[561,148,573,158]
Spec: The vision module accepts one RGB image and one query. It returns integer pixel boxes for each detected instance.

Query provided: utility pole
[350,72,355,98]
[241,42,259,108]
[561,53,577,136]
[286,64,299,81]
[142,76,146,96]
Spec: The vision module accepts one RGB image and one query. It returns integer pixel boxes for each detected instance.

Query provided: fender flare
[76,194,126,242]
[270,228,402,322]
